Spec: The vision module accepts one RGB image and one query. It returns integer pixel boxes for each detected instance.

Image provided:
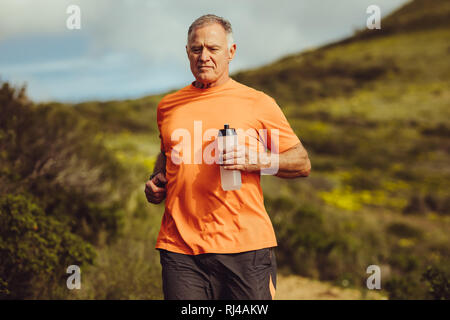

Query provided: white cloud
[0,0,410,101]
[0,0,409,65]
[0,0,71,39]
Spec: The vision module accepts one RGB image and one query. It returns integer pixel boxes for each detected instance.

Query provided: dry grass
[276,274,386,300]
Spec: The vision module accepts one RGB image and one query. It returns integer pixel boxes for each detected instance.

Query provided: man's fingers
[149,193,165,201]
[144,172,168,204]
[156,174,168,184]
[146,180,166,193]
[222,151,244,159]
[221,157,245,165]
[146,195,163,204]
[223,164,243,170]
[222,158,235,165]
[222,149,245,163]
[154,175,167,187]
[145,189,165,198]
[145,188,165,197]
[145,189,165,203]
[144,182,166,205]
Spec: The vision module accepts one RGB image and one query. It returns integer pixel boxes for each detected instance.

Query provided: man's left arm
[221,141,311,178]
[270,142,311,178]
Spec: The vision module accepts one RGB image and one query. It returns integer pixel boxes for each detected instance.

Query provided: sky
[0,0,410,103]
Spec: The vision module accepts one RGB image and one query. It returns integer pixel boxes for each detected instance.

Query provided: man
[145,14,311,300]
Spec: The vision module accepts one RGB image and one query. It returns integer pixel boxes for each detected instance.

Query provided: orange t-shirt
[155,78,300,255]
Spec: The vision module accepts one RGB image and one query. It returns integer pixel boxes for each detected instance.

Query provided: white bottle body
[218,134,242,191]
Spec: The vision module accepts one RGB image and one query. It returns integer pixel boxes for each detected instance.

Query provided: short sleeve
[156,101,165,153]
[255,93,300,154]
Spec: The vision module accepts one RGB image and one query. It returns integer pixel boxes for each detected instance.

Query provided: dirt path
[275,274,387,300]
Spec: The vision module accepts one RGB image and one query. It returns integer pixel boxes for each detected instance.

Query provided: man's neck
[193,81,212,89]
[193,75,230,89]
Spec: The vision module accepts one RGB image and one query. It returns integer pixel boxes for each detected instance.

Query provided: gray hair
[187,14,234,49]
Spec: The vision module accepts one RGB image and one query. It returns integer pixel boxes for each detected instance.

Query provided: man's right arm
[145,151,167,204]
[152,151,166,178]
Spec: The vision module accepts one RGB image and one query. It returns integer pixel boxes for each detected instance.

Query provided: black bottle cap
[219,124,236,136]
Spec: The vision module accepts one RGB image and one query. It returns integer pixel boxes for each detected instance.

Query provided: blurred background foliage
[1,0,449,299]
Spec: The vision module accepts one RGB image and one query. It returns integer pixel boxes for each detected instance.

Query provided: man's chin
[196,75,216,83]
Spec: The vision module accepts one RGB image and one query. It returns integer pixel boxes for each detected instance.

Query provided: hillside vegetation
[1,0,449,299]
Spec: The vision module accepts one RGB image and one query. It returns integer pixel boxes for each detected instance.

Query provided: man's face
[186,23,236,85]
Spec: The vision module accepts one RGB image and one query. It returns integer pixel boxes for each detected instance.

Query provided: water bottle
[218,124,242,191]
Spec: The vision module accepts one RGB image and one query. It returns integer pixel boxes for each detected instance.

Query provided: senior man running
[145,14,311,300]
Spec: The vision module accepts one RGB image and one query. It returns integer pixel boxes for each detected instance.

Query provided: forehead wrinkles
[188,26,227,47]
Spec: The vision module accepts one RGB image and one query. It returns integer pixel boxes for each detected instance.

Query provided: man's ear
[228,43,236,61]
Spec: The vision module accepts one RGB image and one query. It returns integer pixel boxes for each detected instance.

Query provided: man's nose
[199,48,210,62]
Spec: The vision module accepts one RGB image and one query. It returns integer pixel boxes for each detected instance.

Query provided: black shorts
[159,247,277,300]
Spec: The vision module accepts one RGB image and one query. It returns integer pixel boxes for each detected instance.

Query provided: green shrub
[389,251,420,273]
[387,222,423,239]
[0,81,134,298]
[403,194,428,215]
[0,194,95,299]
[385,275,427,300]
[421,265,450,300]
[267,197,386,284]
[0,82,130,244]
[385,263,450,300]
[233,53,397,107]
[72,95,161,134]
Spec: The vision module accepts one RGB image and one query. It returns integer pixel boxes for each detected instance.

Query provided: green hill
[231,0,450,299]
[1,0,449,299]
